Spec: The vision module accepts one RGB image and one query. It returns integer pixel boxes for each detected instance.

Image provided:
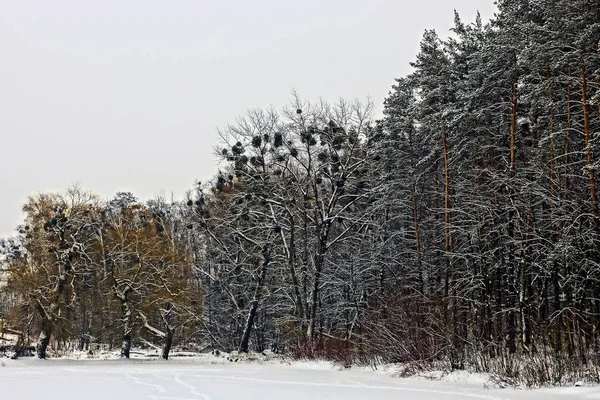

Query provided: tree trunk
[564,68,572,197]
[506,82,518,355]
[307,227,328,340]
[442,118,451,296]
[119,293,132,358]
[121,333,131,358]
[412,185,424,295]
[510,84,517,173]
[442,110,453,349]
[162,329,173,360]
[547,64,557,196]
[553,270,562,352]
[36,318,52,359]
[582,62,599,228]
[139,310,173,360]
[34,256,73,359]
[283,212,305,319]
[239,246,270,353]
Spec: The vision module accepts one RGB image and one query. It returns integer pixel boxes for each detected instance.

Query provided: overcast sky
[0,0,497,237]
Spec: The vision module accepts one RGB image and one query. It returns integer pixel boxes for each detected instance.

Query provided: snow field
[1,357,598,400]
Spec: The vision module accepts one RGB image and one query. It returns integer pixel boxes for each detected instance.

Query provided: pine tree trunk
[581,62,599,228]
[442,117,452,353]
[507,83,518,355]
[379,208,389,299]
[553,271,562,352]
[510,84,517,173]
[564,68,572,197]
[412,187,424,295]
[443,119,451,293]
[547,64,558,200]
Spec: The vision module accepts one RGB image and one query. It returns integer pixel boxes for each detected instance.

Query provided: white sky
[0,0,497,237]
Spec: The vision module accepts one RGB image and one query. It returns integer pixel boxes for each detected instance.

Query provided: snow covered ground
[2,357,600,400]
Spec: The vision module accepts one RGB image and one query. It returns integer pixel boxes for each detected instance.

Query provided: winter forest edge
[2,0,600,387]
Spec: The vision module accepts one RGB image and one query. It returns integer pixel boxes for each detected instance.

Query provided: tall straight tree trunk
[282,212,305,319]
[442,118,452,300]
[553,270,562,352]
[564,68,572,197]
[547,64,558,196]
[560,72,573,352]
[412,184,424,294]
[302,194,310,306]
[307,232,327,340]
[510,84,517,173]
[442,116,456,354]
[239,246,270,353]
[507,82,518,354]
[581,62,599,229]
[440,102,460,363]
[307,207,335,341]
[379,207,389,298]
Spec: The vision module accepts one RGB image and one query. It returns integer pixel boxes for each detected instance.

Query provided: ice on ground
[1,358,599,400]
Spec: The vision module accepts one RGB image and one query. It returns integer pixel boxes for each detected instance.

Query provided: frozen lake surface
[1,358,599,400]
